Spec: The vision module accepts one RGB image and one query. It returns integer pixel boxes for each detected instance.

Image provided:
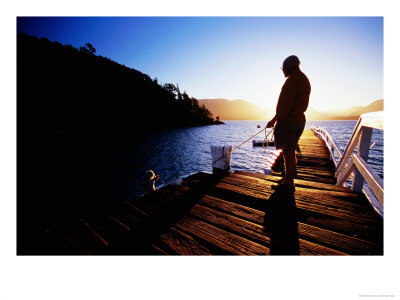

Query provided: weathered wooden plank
[80,218,109,246]
[296,166,335,174]
[123,201,151,218]
[106,202,152,236]
[295,168,335,177]
[173,216,270,255]
[298,146,329,152]
[181,172,215,187]
[297,157,332,164]
[295,173,336,185]
[297,213,383,244]
[110,202,146,225]
[151,243,170,255]
[297,222,382,255]
[108,215,131,231]
[152,227,212,255]
[297,239,347,255]
[188,203,272,247]
[212,181,270,210]
[139,183,192,209]
[62,218,109,254]
[159,184,192,200]
[298,198,376,225]
[199,195,265,225]
[82,214,131,247]
[295,190,378,218]
[127,196,164,216]
[221,175,276,194]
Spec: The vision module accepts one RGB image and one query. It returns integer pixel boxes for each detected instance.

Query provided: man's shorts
[274,121,305,151]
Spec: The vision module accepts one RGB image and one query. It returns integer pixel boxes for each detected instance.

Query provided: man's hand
[266,116,277,128]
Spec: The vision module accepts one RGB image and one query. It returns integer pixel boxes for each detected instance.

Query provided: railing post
[352,126,373,192]
[210,145,232,176]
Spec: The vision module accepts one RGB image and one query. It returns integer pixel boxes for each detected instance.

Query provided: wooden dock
[49,130,383,255]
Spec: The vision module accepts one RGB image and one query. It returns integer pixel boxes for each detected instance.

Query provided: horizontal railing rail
[311,111,384,217]
[311,126,343,168]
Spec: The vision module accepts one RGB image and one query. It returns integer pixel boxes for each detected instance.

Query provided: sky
[17,17,383,111]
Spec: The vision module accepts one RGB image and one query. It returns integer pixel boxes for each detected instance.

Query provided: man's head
[146,170,156,180]
[282,55,300,77]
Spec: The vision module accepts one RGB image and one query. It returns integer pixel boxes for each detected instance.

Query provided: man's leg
[283,149,296,188]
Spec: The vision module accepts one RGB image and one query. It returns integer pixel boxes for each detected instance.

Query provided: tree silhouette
[80,42,96,55]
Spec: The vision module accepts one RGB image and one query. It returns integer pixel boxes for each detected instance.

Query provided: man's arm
[276,77,297,122]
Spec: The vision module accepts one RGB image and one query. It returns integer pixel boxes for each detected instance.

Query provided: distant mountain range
[309,99,383,120]
[198,99,272,121]
[198,98,383,121]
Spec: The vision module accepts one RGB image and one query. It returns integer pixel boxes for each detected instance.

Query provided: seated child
[140,170,160,195]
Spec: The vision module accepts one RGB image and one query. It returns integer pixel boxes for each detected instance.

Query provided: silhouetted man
[267,55,311,193]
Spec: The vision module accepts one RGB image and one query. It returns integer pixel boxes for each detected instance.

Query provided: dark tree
[80,42,96,55]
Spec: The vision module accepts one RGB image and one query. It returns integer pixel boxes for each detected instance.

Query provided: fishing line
[212,126,275,166]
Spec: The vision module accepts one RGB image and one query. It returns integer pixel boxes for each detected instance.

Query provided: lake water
[101,120,383,199]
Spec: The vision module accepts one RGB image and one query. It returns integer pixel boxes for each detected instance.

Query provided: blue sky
[17,17,383,111]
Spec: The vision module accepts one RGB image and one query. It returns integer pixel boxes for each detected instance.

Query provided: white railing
[311,111,384,218]
[311,126,343,168]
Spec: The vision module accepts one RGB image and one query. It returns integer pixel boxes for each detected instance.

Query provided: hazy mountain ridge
[199,99,383,121]
[317,99,383,120]
[198,99,272,120]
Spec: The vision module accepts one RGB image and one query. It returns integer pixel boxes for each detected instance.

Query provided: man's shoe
[277,177,285,184]
[271,182,295,194]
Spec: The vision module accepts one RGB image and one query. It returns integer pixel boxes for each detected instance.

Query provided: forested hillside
[18,32,219,135]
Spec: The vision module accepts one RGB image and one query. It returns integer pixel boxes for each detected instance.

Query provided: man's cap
[283,55,301,69]
[146,170,155,179]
